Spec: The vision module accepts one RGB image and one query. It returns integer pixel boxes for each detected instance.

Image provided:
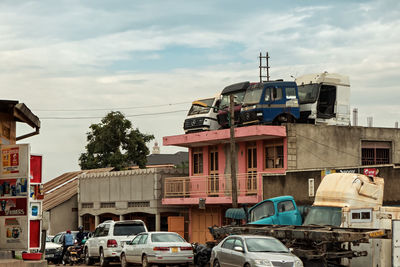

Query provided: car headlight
[253,259,272,266]
[295,259,304,267]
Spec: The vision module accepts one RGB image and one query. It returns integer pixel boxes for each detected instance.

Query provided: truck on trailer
[210,173,399,266]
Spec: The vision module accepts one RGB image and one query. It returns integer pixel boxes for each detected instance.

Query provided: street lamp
[192,95,238,208]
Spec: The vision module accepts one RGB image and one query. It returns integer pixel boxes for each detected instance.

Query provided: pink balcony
[162,173,263,205]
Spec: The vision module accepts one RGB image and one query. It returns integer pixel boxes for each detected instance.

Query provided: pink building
[163,125,288,243]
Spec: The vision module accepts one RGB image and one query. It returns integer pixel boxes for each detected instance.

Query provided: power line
[34,101,192,112]
[40,109,187,120]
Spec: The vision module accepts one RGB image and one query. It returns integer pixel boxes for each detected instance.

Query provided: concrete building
[162,123,400,243]
[43,168,112,235]
[78,167,189,236]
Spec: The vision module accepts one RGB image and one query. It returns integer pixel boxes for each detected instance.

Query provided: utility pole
[259,52,270,82]
[229,94,238,208]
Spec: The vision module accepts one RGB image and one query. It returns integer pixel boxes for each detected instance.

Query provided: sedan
[120,231,194,267]
[210,235,303,267]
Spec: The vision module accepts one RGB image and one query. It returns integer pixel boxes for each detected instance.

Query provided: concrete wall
[49,195,78,235]
[287,124,400,170]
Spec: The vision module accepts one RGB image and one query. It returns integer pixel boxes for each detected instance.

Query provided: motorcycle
[62,243,85,266]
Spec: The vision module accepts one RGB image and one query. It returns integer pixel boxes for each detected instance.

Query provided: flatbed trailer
[209,224,391,266]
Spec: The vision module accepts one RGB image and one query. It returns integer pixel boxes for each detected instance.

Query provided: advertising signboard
[0,144,30,250]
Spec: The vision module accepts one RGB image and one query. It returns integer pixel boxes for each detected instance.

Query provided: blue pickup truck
[248,195,302,225]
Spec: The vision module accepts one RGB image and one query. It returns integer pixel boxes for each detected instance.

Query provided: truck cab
[248,195,302,226]
[239,81,300,125]
[183,95,220,134]
[295,72,350,126]
[217,81,250,128]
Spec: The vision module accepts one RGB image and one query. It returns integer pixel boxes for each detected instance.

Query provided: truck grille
[184,117,206,130]
[271,261,294,267]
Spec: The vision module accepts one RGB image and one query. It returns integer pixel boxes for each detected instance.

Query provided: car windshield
[220,91,246,109]
[113,224,146,236]
[303,206,342,226]
[243,84,263,105]
[245,237,289,253]
[249,201,275,222]
[151,233,185,243]
[188,98,214,115]
[298,84,319,104]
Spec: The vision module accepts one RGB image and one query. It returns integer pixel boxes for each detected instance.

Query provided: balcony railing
[164,173,260,198]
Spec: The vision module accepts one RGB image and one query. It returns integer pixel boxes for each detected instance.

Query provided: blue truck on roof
[239,81,300,125]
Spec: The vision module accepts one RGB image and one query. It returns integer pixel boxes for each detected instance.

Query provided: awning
[225,208,246,220]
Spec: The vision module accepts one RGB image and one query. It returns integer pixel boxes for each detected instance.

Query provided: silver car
[210,235,303,267]
[120,231,194,267]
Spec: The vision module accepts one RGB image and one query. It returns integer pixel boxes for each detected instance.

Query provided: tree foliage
[79,111,154,170]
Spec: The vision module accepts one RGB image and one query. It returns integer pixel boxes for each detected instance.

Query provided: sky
[2,0,399,181]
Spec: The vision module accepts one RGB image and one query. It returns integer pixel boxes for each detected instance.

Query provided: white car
[120,232,194,267]
[210,235,303,267]
[84,220,148,267]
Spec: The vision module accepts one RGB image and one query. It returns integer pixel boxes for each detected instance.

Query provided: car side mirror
[289,248,294,253]
[234,246,244,253]
[88,233,92,238]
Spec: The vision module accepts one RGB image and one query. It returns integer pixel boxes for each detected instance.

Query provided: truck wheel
[84,248,94,265]
[99,248,109,267]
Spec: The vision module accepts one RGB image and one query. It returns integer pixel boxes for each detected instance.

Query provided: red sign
[29,220,41,249]
[30,155,42,184]
[363,168,379,177]
[0,198,27,216]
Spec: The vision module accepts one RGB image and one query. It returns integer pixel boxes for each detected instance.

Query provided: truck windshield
[243,84,263,105]
[220,91,246,109]
[188,98,214,115]
[303,206,342,226]
[298,84,319,104]
[249,201,275,222]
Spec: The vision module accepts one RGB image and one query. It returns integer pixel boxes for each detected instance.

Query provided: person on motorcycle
[76,226,85,245]
[61,230,74,265]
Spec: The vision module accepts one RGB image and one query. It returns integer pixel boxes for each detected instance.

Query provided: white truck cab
[295,72,350,126]
[183,94,220,134]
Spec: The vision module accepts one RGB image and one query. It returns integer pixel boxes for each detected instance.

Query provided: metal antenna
[259,52,270,82]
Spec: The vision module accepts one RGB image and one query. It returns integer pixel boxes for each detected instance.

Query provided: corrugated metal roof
[43,168,113,211]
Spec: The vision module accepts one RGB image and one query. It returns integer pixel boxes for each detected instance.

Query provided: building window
[82,203,93,209]
[246,142,257,195]
[265,140,284,169]
[192,147,203,175]
[100,202,115,208]
[128,201,150,207]
[361,141,391,165]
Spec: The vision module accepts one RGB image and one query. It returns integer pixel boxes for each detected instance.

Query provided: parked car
[84,220,148,267]
[120,231,194,267]
[210,235,303,267]
[45,235,62,264]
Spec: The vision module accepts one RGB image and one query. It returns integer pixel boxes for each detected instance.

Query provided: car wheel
[121,253,129,267]
[244,263,251,267]
[142,255,149,267]
[99,248,109,267]
[213,259,221,267]
[84,248,94,265]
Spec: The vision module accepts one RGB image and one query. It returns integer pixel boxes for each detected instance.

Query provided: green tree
[79,111,154,170]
